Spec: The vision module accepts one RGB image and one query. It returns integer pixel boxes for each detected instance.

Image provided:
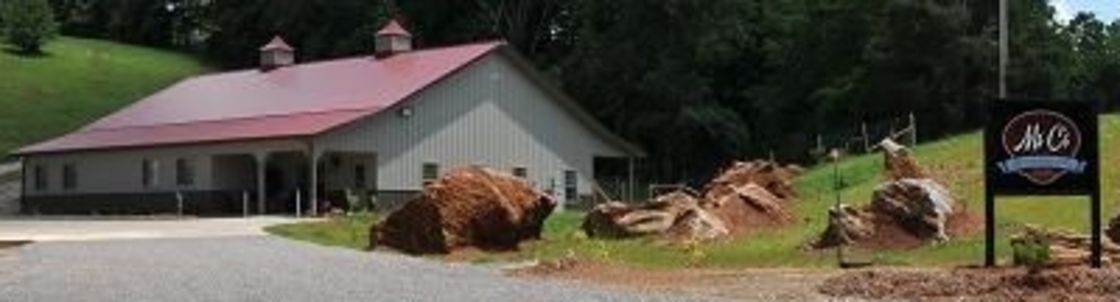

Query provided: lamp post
[829,148,843,266]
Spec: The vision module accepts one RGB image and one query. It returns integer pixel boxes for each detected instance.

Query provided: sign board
[984,99,1100,267]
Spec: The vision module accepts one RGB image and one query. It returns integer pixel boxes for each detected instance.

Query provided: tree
[201,0,391,68]
[0,0,59,53]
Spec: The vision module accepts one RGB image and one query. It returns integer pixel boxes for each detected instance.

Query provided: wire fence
[808,113,917,162]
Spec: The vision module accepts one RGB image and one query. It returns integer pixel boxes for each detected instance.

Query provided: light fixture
[398,106,413,118]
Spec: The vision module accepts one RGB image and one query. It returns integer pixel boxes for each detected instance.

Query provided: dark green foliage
[33,0,1120,184]
[201,0,391,68]
[0,0,58,53]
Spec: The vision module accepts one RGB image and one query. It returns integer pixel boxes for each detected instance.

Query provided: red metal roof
[17,41,504,155]
[377,19,412,37]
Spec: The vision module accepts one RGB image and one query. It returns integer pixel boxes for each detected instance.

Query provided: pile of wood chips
[371,166,556,255]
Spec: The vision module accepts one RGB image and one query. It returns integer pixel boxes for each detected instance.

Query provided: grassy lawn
[0,37,208,157]
[264,212,377,250]
[267,115,1120,269]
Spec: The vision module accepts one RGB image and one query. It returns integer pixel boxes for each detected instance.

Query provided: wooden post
[242,190,250,217]
[309,149,320,217]
[861,123,869,152]
[1091,188,1102,268]
[295,188,302,218]
[255,153,267,215]
[909,113,918,147]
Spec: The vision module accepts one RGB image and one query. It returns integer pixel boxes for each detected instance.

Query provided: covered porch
[209,148,376,217]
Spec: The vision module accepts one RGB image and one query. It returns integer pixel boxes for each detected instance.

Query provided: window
[354,164,367,188]
[142,159,159,188]
[175,158,194,186]
[512,167,527,178]
[33,164,47,191]
[422,163,439,185]
[564,170,578,202]
[62,163,77,190]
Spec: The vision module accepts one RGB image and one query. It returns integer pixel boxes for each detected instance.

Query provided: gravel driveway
[0,236,701,301]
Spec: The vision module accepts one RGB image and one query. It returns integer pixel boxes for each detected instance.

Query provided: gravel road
[0,236,702,302]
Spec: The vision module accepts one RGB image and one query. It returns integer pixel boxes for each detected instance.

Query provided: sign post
[984,100,1100,267]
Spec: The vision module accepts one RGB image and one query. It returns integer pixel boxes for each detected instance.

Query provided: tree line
[11,0,1120,184]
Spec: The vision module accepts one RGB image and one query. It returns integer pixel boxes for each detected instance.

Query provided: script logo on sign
[997,110,1086,185]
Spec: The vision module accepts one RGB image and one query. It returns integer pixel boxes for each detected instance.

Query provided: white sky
[1050,0,1119,23]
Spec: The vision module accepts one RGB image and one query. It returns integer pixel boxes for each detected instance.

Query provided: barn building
[14,20,643,216]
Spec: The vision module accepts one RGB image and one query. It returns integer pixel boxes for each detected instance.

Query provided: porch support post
[309,149,321,216]
[254,152,267,215]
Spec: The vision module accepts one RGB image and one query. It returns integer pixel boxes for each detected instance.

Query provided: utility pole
[999,0,1008,99]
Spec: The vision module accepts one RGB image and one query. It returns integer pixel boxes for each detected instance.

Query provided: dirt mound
[820,267,1120,301]
[371,166,556,254]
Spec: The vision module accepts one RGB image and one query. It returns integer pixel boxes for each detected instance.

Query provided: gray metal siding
[23,139,305,196]
[317,53,628,204]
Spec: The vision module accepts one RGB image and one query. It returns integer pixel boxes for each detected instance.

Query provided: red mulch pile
[819,267,1120,301]
[371,166,556,254]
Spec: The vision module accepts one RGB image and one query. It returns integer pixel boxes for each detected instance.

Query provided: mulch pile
[813,139,981,249]
[819,267,1120,301]
[370,166,556,254]
[583,159,801,242]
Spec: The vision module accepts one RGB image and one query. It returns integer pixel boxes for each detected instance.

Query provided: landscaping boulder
[813,141,967,249]
[880,139,926,180]
[870,178,954,241]
[582,191,714,239]
[664,206,730,242]
[814,204,875,248]
[583,159,801,243]
[1106,213,1120,245]
[1012,225,1120,266]
[705,182,792,234]
[371,166,556,254]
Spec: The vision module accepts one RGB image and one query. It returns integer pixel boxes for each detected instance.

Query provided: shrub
[0,0,58,54]
[1011,235,1051,273]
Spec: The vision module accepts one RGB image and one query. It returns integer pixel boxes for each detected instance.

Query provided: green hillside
[0,37,208,157]
[521,115,1120,268]
[788,114,1120,266]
